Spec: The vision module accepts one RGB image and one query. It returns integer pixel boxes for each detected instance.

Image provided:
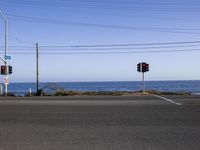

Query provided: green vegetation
[5,90,192,97]
[2,84,192,97]
[51,90,191,96]
[54,90,126,96]
[27,83,191,97]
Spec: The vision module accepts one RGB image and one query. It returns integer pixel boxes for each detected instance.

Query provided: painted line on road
[152,94,182,106]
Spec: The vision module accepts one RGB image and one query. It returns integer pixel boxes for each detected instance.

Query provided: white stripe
[152,94,182,106]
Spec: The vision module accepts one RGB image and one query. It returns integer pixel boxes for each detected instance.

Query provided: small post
[0,84,2,96]
[36,43,39,96]
[29,88,32,96]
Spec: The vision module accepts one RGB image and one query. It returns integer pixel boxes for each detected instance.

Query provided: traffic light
[8,66,12,74]
[137,62,149,73]
[1,65,6,75]
[1,65,13,75]
[137,62,150,94]
[146,64,149,72]
[142,63,146,72]
[137,63,141,72]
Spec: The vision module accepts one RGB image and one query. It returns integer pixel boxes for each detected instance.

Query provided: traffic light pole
[0,10,8,96]
[137,62,149,94]
[142,72,145,94]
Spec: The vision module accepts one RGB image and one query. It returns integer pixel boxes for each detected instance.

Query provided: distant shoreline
[8,80,200,84]
[3,81,200,96]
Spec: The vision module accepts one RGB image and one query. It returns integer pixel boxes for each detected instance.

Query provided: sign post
[4,76,9,85]
[0,10,9,96]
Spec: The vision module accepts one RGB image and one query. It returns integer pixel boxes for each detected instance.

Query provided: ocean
[4,80,200,95]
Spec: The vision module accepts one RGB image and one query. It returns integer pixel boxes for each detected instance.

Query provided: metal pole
[142,72,145,94]
[4,20,8,96]
[36,43,39,95]
[5,16,7,57]
[0,10,8,96]
[29,88,32,96]
[0,84,2,96]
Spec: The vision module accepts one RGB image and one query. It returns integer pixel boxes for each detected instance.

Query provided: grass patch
[44,90,192,96]
[2,89,192,97]
[53,90,132,96]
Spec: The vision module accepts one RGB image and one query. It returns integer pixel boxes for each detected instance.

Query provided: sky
[0,0,200,82]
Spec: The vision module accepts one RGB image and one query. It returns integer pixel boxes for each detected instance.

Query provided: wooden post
[36,43,39,96]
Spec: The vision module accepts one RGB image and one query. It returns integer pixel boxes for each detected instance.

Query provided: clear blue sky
[0,0,200,82]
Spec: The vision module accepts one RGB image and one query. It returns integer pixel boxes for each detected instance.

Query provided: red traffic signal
[137,63,149,73]
[1,66,6,75]
[1,65,13,75]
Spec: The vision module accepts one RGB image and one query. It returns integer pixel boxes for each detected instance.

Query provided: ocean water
[4,80,200,95]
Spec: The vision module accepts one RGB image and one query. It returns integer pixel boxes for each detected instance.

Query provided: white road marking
[152,94,182,106]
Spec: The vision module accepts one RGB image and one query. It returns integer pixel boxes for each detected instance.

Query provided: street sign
[4,55,11,60]
[4,77,9,85]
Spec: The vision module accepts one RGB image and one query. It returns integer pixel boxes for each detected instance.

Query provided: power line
[4,6,199,22]
[1,1,200,13]
[54,0,200,6]
[6,14,200,35]
[5,44,200,51]
[57,41,200,48]
[3,48,200,55]
[2,40,200,48]
[7,13,200,31]
[3,0,199,6]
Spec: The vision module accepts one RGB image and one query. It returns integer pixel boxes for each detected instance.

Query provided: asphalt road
[0,95,200,150]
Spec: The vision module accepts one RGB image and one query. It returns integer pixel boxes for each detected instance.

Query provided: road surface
[0,95,200,150]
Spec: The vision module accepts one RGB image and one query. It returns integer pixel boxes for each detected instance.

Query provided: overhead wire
[7,19,200,35]
[5,13,200,35]
[4,44,200,51]
[2,40,200,48]
[1,1,200,55]
[54,41,200,48]
[6,13,200,31]
[3,43,200,54]
[2,48,200,55]
[1,0,200,13]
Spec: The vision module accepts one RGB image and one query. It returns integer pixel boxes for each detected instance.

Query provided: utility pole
[0,10,8,96]
[36,43,39,96]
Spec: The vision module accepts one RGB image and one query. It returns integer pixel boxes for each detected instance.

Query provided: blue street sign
[4,55,11,60]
